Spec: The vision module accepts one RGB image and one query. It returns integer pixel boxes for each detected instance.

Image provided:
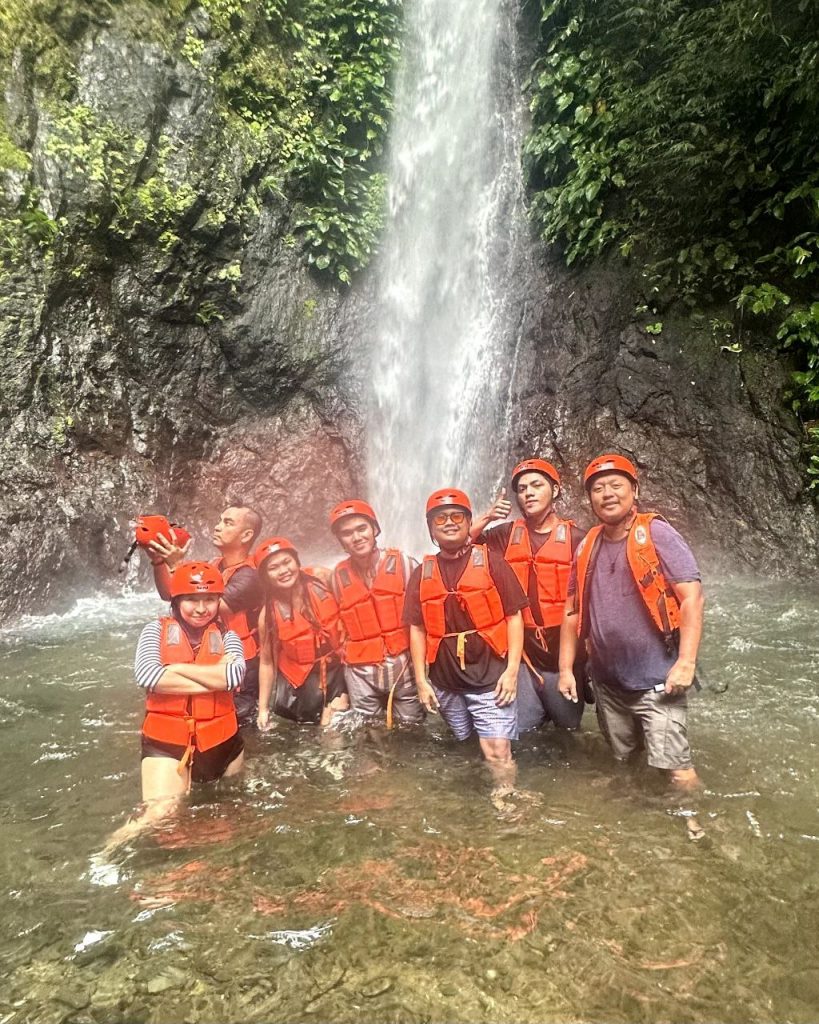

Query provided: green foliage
[202,0,401,281]
[0,0,400,287]
[525,0,819,483]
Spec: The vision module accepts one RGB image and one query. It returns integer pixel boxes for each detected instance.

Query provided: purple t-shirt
[567,519,701,692]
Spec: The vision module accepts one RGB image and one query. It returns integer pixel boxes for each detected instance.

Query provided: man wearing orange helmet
[472,458,588,733]
[329,500,423,725]
[148,502,263,725]
[402,489,528,796]
[558,454,705,794]
[254,537,348,727]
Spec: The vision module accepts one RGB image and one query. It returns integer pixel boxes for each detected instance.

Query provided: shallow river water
[1,578,817,1024]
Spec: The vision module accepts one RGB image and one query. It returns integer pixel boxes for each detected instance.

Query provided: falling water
[368,0,526,553]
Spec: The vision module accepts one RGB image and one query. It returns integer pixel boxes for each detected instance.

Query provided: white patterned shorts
[432,685,519,742]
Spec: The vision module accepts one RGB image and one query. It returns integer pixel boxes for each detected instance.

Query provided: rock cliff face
[0,10,815,621]
[506,252,818,573]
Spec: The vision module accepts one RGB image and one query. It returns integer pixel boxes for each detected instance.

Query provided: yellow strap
[386,680,397,730]
[443,629,477,671]
[177,720,196,790]
[384,659,411,730]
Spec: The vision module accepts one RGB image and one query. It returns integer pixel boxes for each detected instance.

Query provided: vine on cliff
[524,0,819,489]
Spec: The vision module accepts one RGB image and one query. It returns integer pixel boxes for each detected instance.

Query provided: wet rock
[146,965,189,994]
[0,4,815,626]
[361,978,393,997]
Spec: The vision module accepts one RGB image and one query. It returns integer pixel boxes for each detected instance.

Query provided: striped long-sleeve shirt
[134,621,246,692]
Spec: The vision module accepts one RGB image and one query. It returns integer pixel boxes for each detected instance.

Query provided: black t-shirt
[478,520,586,673]
[403,546,528,694]
[221,565,263,633]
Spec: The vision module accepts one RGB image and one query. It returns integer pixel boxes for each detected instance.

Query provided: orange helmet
[425,488,472,518]
[511,458,560,491]
[135,514,191,550]
[169,561,224,599]
[254,536,299,570]
[583,453,639,490]
[329,499,381,536]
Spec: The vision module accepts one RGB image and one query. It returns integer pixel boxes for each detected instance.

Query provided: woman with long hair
[254,537,348,728]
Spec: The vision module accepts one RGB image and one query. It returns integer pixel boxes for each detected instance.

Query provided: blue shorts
[433,686,518,742]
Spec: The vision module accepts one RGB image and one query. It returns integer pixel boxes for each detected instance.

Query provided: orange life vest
[333,549,410,665]
[574,513,681,642]
[273,573,341,688]
[504,518,574,629]
[142,618,238,755]
[212,556,260,661]
[419,545,508,665]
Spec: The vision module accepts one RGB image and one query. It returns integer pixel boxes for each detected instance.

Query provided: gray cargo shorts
[344,655,424,725]
[594,679,693,771]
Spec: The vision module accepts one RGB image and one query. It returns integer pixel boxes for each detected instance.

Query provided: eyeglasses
[431,511,467,526]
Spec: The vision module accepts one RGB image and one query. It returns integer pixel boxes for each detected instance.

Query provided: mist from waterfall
[367,0,526,555]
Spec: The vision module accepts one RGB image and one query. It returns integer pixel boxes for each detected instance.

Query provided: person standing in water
[147,503,263,725]
[558,454,704,797]
[255,537,349,728]
[471,459,588,734]
[103,562,246,855]
[329,499,423,726]
[402,489,527,800]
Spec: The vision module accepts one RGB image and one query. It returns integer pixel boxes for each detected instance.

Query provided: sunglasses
[431,510,467,526]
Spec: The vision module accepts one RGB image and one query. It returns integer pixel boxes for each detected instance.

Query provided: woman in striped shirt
[121,562,246,842]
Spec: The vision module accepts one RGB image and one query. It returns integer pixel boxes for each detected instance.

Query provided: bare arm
[257,606,275,730]
[152,563,173,601]
[469,489,512,541]
[494,610,523,706]
[146,535,191,600]
[558,596,580,701]
[410,623,439,712]
[665,580,704,694]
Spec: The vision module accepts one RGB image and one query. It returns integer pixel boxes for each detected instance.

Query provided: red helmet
[169,561,224,599]
[135,514,191,550]
[583,453,639,489]
[329,499,381,537]
[511,458,561,491]
[425,488,472,518]
[254,536,299,570]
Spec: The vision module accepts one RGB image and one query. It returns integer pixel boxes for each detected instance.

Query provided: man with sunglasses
[402,489,528,797]
[471,459,588,734]
[329,499,423,725]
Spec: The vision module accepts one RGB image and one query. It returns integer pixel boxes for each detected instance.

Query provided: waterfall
[367,0,526,555]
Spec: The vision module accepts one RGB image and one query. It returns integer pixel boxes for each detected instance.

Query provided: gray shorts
[594,680,693,770]
[432,685,518,742]
[344,656,424,725]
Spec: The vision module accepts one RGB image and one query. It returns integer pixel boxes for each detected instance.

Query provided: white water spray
[368,0,526,554]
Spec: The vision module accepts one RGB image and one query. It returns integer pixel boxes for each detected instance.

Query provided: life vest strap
[521,649,539,677]
[176,716,196,788]
[442,629,477,671]
[385,658,411,731]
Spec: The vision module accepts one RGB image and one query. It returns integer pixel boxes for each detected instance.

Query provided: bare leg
[222,749,244,778]
[669,766,705,839]
[103,757,189,854]
[479,737,516,798]
[670,766,701,791]
[320,693,350,728]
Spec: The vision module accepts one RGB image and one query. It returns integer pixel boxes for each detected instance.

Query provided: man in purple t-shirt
[558,454,705,794]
